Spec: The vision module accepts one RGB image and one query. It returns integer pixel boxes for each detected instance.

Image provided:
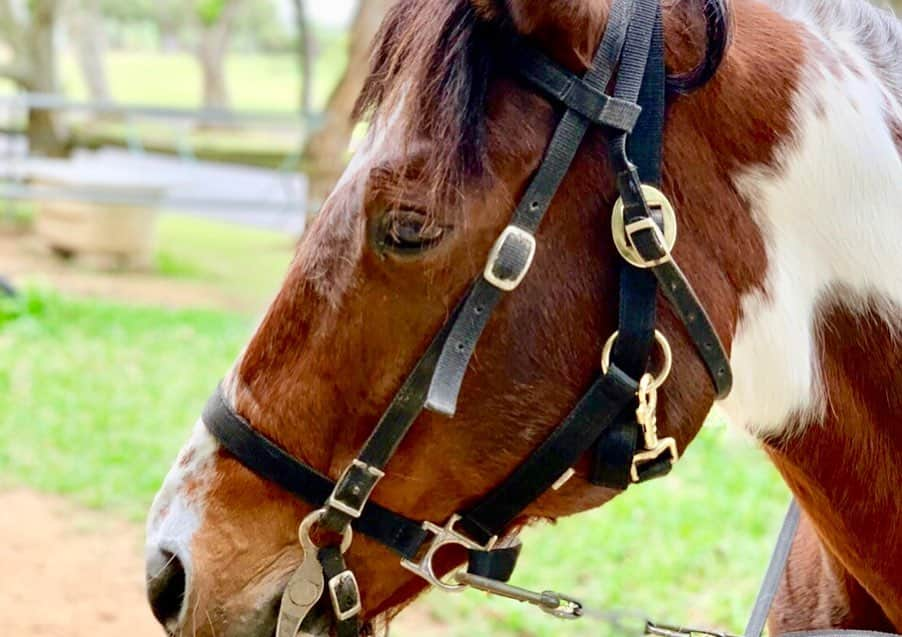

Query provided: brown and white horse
[145,0,902,635]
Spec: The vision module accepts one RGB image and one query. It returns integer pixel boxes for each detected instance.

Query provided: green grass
[0,287,789,636]
[154,214,295,305]
[0,289,252,513]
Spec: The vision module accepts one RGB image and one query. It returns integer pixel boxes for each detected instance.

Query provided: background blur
[0,0,870,635]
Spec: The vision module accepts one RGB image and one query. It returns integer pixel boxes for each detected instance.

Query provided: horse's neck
[718,0,902,439]
[709,0,902,625]
[764,300,902,626]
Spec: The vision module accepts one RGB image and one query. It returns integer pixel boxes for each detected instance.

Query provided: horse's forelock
[354,0,511,208]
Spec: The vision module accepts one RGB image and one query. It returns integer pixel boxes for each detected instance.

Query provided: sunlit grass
[154,213,295,305]
[57,39,347,112]
[0,289,251,512]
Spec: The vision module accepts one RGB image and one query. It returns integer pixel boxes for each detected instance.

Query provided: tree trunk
[71,0,111,103]
[26,0,66,157]
[197,0,244,111]
[199,42,230,110]
[301,0,392,217]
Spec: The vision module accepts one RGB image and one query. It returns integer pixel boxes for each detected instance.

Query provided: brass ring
[601,330,673,391]
[611,185,677,269]
[299,508,353,554]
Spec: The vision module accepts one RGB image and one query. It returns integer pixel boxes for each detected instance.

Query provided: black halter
[203,0,732,632]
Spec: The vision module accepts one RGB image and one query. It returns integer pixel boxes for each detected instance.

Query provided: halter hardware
[455,571,584,619]
[400,514,498,592]
[602,329,673,392]
[300,508,354,553]
[275,508,356,637]
[630,373,679,483]
[483,225,537,291]
[328,570,362,622]
[612,184,677,268]
[327,459,385,519]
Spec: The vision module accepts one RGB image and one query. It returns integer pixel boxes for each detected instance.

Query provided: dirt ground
[0,489,161,637]
[0,490,447,637]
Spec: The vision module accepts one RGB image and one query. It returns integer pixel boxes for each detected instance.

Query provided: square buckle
[328,570,362,622]
[483,225,537,291]
[326,459,385,519]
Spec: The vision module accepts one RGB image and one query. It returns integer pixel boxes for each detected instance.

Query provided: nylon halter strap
[203,0,733,631]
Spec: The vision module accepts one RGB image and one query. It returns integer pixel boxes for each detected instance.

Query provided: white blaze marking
[146,418,219,577]
[721,42,902,438]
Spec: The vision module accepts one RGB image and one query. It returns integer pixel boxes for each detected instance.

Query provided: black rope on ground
[0,276,16,297]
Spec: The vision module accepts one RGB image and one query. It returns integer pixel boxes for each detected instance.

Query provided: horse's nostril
[146,548,187,628]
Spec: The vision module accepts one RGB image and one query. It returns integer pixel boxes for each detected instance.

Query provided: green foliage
[194,0,226,28]
[0,289,252,512]
[153,214,294,305]
[0,288,48,326]
[98,0,291,51]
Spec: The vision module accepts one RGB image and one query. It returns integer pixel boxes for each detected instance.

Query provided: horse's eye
[378,209,447,255]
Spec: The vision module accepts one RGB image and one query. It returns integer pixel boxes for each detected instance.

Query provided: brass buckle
[611,185,677,269]
[483,225,537,291]
[400,514,497,592]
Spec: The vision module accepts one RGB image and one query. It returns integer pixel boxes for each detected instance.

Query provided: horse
[144,0,902,635]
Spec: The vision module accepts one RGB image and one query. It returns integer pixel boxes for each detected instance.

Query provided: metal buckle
[299,508,354,553]
[400,514,497,592]
[601,329,673,391]
[327,570,362,622]
[483,225,537,291]
[611,185,677,269]
[275,509,353,637]
[326,459,385,519]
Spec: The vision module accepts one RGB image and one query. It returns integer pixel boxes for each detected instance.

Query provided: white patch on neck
[720,47,902,438]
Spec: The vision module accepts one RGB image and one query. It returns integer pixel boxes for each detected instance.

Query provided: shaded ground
[0,231,253,312]
[0,489,446,637]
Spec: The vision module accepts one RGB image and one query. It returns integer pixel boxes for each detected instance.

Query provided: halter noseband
[203,0,732,633]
